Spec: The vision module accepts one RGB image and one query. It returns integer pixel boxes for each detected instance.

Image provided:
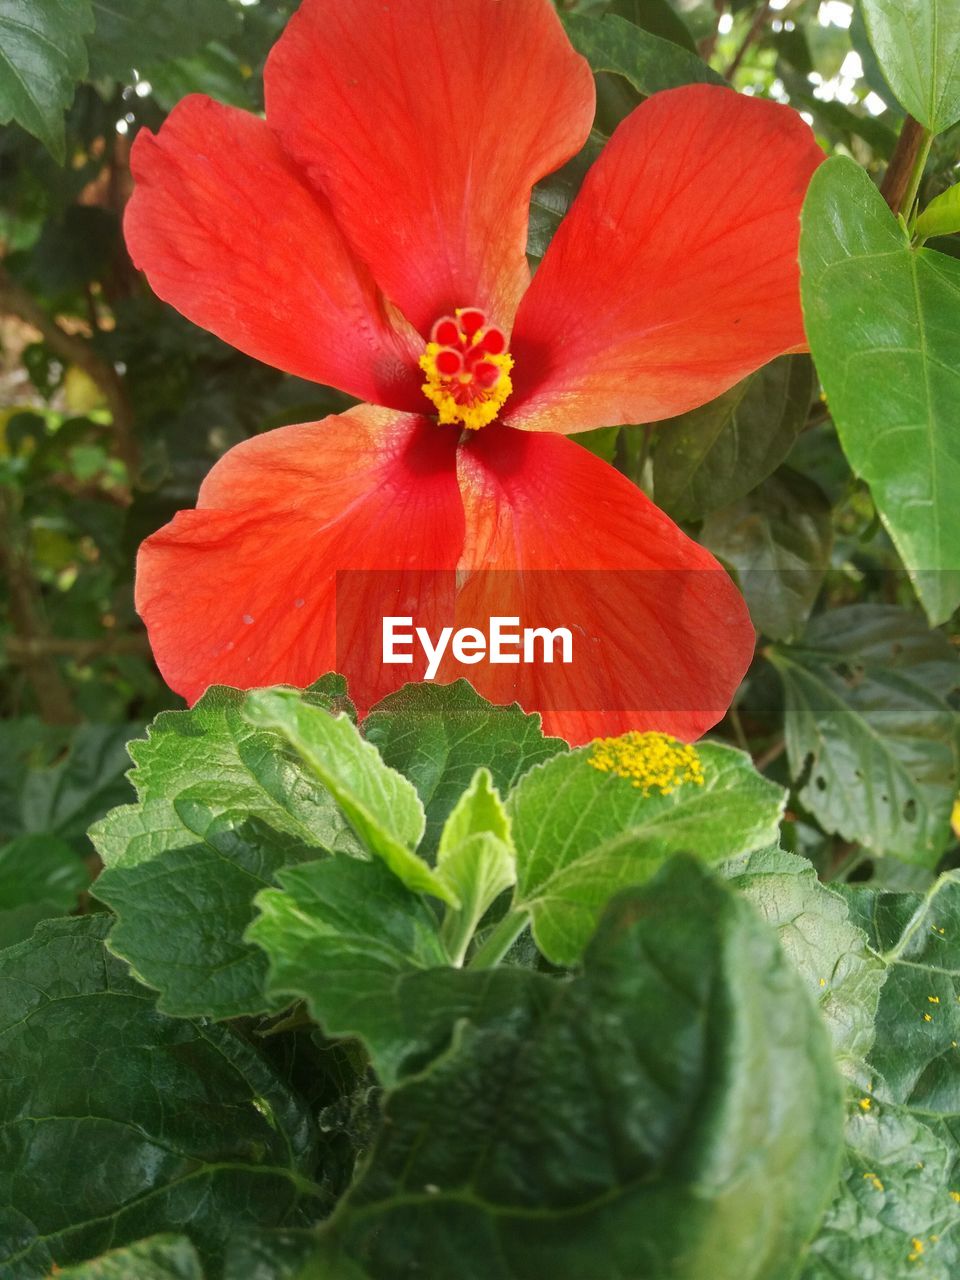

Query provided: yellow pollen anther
[419,309,514,431]
[588,731,705,796]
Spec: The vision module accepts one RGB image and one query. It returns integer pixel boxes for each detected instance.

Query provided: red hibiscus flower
[126,0,823,745]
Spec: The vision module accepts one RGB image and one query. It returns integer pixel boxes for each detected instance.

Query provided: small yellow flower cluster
[588,731,705,796]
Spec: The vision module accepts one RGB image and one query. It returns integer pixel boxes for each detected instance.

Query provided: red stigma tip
[432,316,460,345]
[473,360,501,389]
[458,308,486,336]
[480,326,506,355]
[435,347,463,376]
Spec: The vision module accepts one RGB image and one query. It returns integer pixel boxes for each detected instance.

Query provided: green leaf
[607,0,696,53]
[849,872,960,1114]
[436,769,516,964]
[87,0,236,80]
[508,741,786,965]
[245,689,452,904]
[20,722,137,848]
[0,0,92,162]
[249,856,540,1087]
[362,680,566,858]
[528,133,605,264]
[90,684,360,1019]
[0,917,320,1276]
[721,845,884,1069]
[325,859,844,1280]
[0,834,88,947]
[805,873,960,1276]
[802,1100,960,1279]
[56,1235,204,1280]
[770,605,959,863]
[701,466,833,641]
[861,0,960,133]
[653,355,815,522]
[917,180,960,240]
[800,156,960,624]
[562,11,726,94]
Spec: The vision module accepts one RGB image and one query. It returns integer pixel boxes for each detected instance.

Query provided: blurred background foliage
[0,0,958,940]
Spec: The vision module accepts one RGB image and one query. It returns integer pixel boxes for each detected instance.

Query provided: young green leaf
[701,466,833,641]
[436,769,516,964]
[721,845,884,1069]
[0,0,92,162]
[0,917,321,1276]
[249,855,542,1087]
[562,11,726,95]
[800,156,960,625]
[323,859,844,1280]
[861,0,960,134]
[244,688,452,903]
[653,355,814,523]
[509,741,786,965]
[56,1235,204,1280]
[91,684,361,1019]
[362,679,566,857]
[916,180,960,241]
[770,606,959,863]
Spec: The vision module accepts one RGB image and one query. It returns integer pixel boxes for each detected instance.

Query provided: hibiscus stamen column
[419,308,514,430]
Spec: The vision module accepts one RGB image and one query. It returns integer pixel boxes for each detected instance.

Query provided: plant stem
[880,116,931,216]
[725,1,771,80]
[468,909,529,969]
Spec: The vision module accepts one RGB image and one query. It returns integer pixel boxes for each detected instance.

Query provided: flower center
[419,307,514,431]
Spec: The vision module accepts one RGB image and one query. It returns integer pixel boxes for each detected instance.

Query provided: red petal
[506,86,824,434]
[264,0,594,335]
[125,96,423,411]
[450,427,755,744]
[136,407,463,711]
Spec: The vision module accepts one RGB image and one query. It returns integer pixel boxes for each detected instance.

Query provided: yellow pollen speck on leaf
[951,1191,960,1204]
[859,1097,872,1112]
[863,1172,885,1192]
[908,1237,925,1262]
[924,1013,933,1022]
[419,343,514,431]
[929,996,941,1004]
[951,795,960,839]
[587,731,705,796]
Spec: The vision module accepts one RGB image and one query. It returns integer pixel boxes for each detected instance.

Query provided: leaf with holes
[770,605,959,863]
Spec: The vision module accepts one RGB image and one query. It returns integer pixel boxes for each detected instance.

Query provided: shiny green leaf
[800,156,960,624]
[0,0,92,161]
[56,1235,204,1280]
[562,11,725,94]
[917,181,960,240]
[861,0,960,133]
